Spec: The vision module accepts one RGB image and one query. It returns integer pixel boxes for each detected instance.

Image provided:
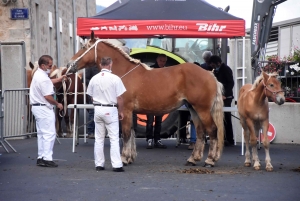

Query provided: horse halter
[262,80,284,102]
[66,39,102,74]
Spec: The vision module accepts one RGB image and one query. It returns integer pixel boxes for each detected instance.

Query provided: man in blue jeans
[188,121,196,150]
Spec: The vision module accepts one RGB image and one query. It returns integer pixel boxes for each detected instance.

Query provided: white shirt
[30,68,55,108]
[86,69,126,104]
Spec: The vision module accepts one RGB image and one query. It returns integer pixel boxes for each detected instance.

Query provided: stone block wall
[0,0,96,68]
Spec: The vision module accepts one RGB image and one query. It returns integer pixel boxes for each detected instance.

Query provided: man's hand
[222,95,226,100]
[60,75,67,82]
[119,112,124,120]
[57,103,63,111]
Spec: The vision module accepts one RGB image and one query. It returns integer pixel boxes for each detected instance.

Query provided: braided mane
[84,39,151,70]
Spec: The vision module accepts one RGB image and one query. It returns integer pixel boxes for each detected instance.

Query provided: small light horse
[66,32,225,167]
[49,66,85,138]
[237,71,285,171]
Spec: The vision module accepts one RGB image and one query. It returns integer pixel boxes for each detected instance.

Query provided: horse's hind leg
[241,119,251,167]
[261,121,273,171]
[197,111,218,167]
[121,112,137,165]
[186,110,205,166]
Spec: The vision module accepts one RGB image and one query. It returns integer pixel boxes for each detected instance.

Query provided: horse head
[262,71,285,105]
[66,31,98,74]
[49,66,67,89]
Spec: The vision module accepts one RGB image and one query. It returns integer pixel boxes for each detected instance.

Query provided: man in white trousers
[87,57,126,172]
[30,55,66,167]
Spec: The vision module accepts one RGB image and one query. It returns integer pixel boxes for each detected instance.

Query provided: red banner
[77,18,245,38]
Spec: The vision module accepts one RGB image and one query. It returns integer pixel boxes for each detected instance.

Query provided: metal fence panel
[0,88,36,152]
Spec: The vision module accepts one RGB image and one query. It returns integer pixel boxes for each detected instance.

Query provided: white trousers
[32,106,56,161]
[94,106,123,168]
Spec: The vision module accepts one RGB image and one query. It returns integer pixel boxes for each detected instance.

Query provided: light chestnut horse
[237,72,285,171]
[66,32,224,167]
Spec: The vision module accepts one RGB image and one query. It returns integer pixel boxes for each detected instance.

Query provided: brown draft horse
[237,72,285,171]
[66,32,224,167]
[49,66,85,138]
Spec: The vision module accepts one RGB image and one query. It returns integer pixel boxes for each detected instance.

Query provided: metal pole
[72,72,78,152]
[72,0,76,55]
[241,37,246,156]
[234,38,238,146]
[83,69,87,143]
[55,0,61,67]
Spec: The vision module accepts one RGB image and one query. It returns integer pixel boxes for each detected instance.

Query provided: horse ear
[262,71,269,81]
[29,62,34,69]
[62,68,67,75]
[91,31,95,40]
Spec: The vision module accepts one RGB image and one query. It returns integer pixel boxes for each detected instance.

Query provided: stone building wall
[0,0,96,68]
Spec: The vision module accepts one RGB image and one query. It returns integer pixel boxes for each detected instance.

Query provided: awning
[77,0,245,38]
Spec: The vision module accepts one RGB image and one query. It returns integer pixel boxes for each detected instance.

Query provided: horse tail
[211,80,224,160]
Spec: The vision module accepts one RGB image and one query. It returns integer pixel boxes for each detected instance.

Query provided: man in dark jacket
[210,55,235,146]
[146,54,168,149]
[85,65,100,138]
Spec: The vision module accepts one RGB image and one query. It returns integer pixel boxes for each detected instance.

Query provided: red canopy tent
[77,0,245,39]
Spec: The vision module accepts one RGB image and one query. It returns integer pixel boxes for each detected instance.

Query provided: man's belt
[31,103,46,106]
[93,104,118,107]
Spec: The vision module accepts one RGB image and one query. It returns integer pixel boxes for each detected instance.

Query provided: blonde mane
[84,39,151,70]
[50,67,67,78]
[250,72,278,90]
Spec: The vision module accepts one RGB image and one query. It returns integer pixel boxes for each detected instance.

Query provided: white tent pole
[72,72,78,153]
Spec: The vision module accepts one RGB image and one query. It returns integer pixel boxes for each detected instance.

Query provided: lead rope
[59,77,72,117]
[120,63,141,79]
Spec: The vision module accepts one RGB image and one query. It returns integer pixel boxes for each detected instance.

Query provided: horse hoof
[203,163,214,168]
[244,162,251,167]
[122,162,127,166]
[127,158,133,164]
[185,161,196,166]
[266,168,273,172]
[254,166,260,170]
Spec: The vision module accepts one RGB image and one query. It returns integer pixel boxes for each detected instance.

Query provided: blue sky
[96,0,300,28]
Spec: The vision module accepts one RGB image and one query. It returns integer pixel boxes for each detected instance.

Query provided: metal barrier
[0,88,36,153]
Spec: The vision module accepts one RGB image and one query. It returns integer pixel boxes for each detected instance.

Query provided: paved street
[0,138,299,201]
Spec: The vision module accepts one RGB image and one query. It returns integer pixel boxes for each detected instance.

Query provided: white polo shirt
[30,68,55,108]
[86,69,126,105]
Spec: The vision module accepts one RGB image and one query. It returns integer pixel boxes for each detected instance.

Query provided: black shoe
[36,158,45,166]
[43,159,58,167]
[146,139,153,149]
[113,167,124,172]
[96,166,105,171]
[88,134,95,139]
[154,140,167,148]
[224,140,234,147]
